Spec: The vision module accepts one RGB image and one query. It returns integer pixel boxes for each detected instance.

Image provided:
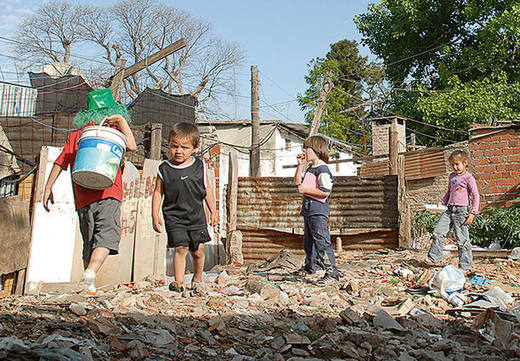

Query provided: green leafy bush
[470,203,520,248]
[412,201,520,249]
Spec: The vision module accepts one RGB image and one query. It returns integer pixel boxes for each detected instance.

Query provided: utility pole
[250,65,260,177]
[309,69,334,136]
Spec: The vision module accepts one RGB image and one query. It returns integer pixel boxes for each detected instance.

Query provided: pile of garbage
[0,248,519,360]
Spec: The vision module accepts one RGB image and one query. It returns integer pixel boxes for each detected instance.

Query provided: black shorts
[166,227,211,251]
[78,198,121,262]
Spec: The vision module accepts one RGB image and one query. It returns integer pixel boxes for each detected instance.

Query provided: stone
[373,310,405,331]
[292,347,310,356]
[244,276,280,300]
[284,334,311,345]
[69,303,87,316]
[217,271,232,285]
[271,336,286,350]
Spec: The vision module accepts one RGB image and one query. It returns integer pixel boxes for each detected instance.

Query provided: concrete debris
[1,248,520,360]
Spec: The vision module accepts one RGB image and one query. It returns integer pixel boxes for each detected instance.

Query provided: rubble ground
[1,248,520,360]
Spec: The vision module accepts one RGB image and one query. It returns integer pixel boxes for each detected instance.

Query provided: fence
[234,176,399,261]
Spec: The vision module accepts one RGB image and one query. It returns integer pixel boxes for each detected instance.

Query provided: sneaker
[294,267,315,277]
[319,272,340,284]
[169,281,184,293]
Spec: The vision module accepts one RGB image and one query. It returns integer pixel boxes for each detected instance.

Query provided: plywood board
[133,159,167,281]
[26,146,78,286]
[0,196,31,274]
[96,161,140,287]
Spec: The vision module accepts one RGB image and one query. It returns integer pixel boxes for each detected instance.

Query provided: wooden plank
[25,146,78,290]
[149,123,163,160]
[95,161,140,288]
[133,159,166,281]
[15,269,25,295]
[226,150,239,264]
[0,196,31,274]
[109,58,128,102]
[123,39,187,78]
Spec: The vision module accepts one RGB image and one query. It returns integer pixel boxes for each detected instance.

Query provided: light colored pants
[427,205,473,270]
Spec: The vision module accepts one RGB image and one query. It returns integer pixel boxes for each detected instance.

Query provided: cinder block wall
[470,127,520,208]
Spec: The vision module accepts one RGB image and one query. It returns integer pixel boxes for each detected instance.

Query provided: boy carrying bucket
[42,89,136,294]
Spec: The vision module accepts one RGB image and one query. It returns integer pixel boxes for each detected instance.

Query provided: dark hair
[448,150,469,164]
[303,135,329,162]
[169,122,200,148]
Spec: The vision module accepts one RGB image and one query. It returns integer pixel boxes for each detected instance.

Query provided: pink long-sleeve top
[441,171,480,214]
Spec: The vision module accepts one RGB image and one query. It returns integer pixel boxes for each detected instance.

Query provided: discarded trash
[482,286,514,311]
[428,265,466,294]
[509,247,520,260]
[447,293,465,307]
[473,309,513,348]
[467,275,491,287]
[395,268,414,280]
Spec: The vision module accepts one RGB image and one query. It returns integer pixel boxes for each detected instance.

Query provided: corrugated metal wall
[0,82,37,117]
[237,176,399,261]
[359,148,446,180]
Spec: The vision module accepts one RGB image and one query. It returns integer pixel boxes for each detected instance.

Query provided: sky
[0,0,376,124]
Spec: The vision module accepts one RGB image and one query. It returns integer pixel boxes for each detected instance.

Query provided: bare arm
[43,164,64,211]
[105,114,137,152]
[297,185,330,198]
[151,176,164,233]
[293,153,306,186]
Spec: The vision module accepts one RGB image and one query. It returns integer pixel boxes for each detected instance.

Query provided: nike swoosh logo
[181,176,188,180]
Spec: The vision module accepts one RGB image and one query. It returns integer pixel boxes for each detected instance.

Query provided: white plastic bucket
[72,119,126,190]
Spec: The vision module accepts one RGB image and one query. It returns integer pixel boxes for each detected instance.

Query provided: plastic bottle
[447,293,464,307]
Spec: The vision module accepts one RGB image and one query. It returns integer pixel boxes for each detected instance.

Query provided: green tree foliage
[298,40,383,150]
[355,0,520,146]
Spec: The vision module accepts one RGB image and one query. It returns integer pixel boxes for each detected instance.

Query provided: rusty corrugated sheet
[358,148,447,180]
[359,159,389,178]
[237,176,399,261]
[404,148,446,180]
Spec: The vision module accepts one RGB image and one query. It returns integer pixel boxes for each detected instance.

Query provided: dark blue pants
[303,215,338,275]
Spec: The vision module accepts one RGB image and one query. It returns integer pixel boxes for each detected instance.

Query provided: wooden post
[149,123,163,160]
[389,118,399,175]
[226,150,242,264]
[110,58,127,101]
[309,69,334,136]
[398,154,412,247]
[250,65,260,177]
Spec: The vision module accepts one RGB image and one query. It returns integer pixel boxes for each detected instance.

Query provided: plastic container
[72,118,126,190]
[424,203,448,213]
[447,293,465,307]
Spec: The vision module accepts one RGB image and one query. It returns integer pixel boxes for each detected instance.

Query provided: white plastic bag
[428,264,466,294]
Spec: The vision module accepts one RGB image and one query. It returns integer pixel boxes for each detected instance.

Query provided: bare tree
[14,0,87,66]
[82,0,244,103]
[13,0,244,108]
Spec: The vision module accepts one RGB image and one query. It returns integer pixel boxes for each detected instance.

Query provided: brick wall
[371,118,406,156]
[469,126,520,208]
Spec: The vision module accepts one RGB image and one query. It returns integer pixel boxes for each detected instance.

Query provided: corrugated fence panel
[358,148,447,180]
[237,176,399,261]
[404,148,446,180]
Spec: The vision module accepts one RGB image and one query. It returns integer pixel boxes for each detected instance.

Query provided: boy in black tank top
[152,123,218,292]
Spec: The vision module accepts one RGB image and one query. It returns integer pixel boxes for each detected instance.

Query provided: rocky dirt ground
[1,248,520,361]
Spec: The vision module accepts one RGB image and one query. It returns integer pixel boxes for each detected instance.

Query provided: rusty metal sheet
[237,175,399,261]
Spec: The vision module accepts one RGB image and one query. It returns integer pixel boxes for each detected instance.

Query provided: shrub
[412,201,520,249]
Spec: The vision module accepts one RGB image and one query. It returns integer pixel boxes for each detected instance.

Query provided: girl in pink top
[427,150,480,271]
